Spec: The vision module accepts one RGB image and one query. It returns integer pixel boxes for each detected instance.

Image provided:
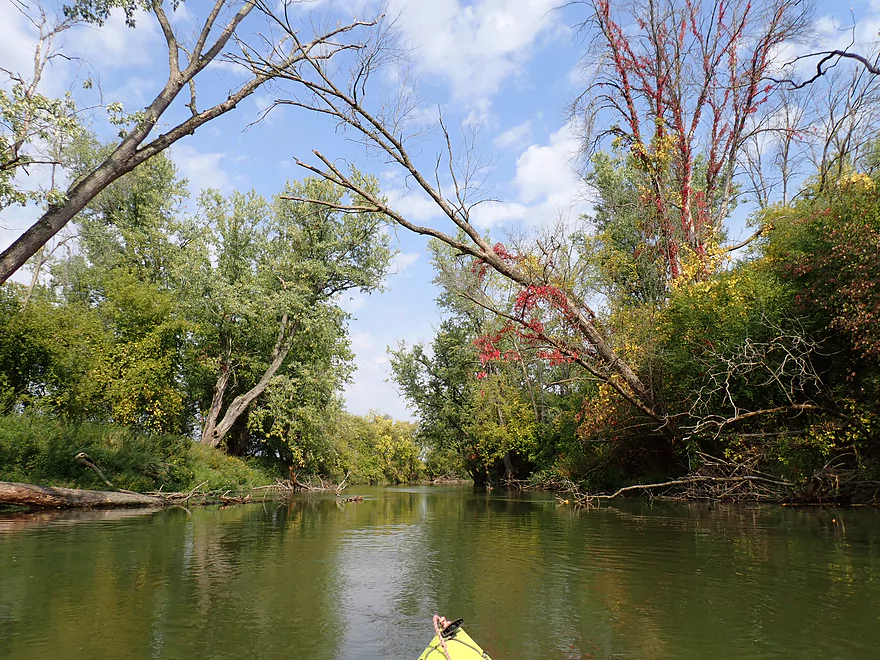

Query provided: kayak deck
[418,626,492,659]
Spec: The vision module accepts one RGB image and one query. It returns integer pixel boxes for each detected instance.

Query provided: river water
[1,486,879,659]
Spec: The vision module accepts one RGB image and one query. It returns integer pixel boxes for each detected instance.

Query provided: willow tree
[186,177,392,449]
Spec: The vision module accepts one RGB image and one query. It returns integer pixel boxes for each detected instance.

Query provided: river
[1,486,879,659]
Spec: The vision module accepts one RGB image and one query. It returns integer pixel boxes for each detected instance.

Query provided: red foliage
[472,284,583,377]
[514,285,575,321]
[492,242,520,264]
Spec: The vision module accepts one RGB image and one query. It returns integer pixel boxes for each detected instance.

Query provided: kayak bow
[418,618,492,659]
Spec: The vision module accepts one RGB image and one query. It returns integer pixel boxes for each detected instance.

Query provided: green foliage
[389,319,476,480]
[2,146,394,484]
[764,176,880,360]
[659,263,793,414]
[0,415,276,491]
[467,372,538,468]
[63,0,157,27]
[583,152,668,307]
[331,412,423,484]
[0,84,82,209]
[184,176,393,448]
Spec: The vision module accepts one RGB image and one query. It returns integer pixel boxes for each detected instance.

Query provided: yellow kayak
[418,618,493,659]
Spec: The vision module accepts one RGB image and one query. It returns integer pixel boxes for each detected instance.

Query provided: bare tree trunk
[0,482,162,508]
[200,364,231,445]
[502,451,515,479]
[201,316,295,449]
[513,335,539,421]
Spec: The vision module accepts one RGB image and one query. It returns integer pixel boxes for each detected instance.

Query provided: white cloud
[515,122,582,204]
[71,9,161,71]
[108,75,157,109]
[474,121,591,229]
[385,187,443,222]
[171,144,230,195]
[771,12,880,78]
[388,0,563,100]
[390,251,420,276]
[0,3,40,82]
[494,121,533,149]
[470,201,528,226]
[350,330,376,351]
[339,292,367,313]
[462,97,494,128]
[169,2,195,26]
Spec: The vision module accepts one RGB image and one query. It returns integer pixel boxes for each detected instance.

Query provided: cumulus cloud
[390,251,420,276]
[385,186,443,222]
[470,200,529,226]
[171,144,231,195]
[72,9,161,71]
[514,122,582,205]
[474,121,591,229]
[387,0,563,100]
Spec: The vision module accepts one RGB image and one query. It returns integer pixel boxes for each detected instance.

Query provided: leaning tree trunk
[0,482,163,508]
[201,319,295,448]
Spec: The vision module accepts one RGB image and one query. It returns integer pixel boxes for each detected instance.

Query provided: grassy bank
[0,416,280,492]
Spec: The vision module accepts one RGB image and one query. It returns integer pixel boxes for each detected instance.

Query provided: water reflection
[1,489,879,659]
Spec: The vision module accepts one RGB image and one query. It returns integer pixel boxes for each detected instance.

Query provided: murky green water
[1,486,879,659]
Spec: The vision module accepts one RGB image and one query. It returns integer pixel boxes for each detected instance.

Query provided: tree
[186,177,392,449]
[39,147,194,432]
[0,4,82,211]
[1,155,393,457]
[0,0,377,283]
[765,174,880,362]
[574,0,811,280]
[390,319,479,481]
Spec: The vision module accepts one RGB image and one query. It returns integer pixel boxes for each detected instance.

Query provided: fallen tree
[556,452,880,507]
[0,480,257,509]
[0,481,163,508]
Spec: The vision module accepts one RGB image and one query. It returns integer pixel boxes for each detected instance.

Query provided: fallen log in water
[0,481,164,508]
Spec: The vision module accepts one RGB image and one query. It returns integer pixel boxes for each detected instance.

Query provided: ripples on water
[1,488,879,659]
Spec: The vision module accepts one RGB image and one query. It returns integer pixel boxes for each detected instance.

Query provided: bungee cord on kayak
[433,615,454,660]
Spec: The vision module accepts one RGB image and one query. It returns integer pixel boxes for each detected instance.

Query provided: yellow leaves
[673,227,729,289]
[837,171,875,192]
[630,131,678,175]
[518,253,544,279]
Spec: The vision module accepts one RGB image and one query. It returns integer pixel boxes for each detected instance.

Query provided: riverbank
[512,452,880,507]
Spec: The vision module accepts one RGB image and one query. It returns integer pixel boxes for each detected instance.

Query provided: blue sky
[2,0,879,420]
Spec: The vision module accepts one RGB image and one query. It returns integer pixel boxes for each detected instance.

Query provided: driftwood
[254,469,343,493]
[0,482,163,508]
[558,451,880,507]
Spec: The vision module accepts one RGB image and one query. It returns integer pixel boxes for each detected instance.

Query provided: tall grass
[0,415,278,492]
